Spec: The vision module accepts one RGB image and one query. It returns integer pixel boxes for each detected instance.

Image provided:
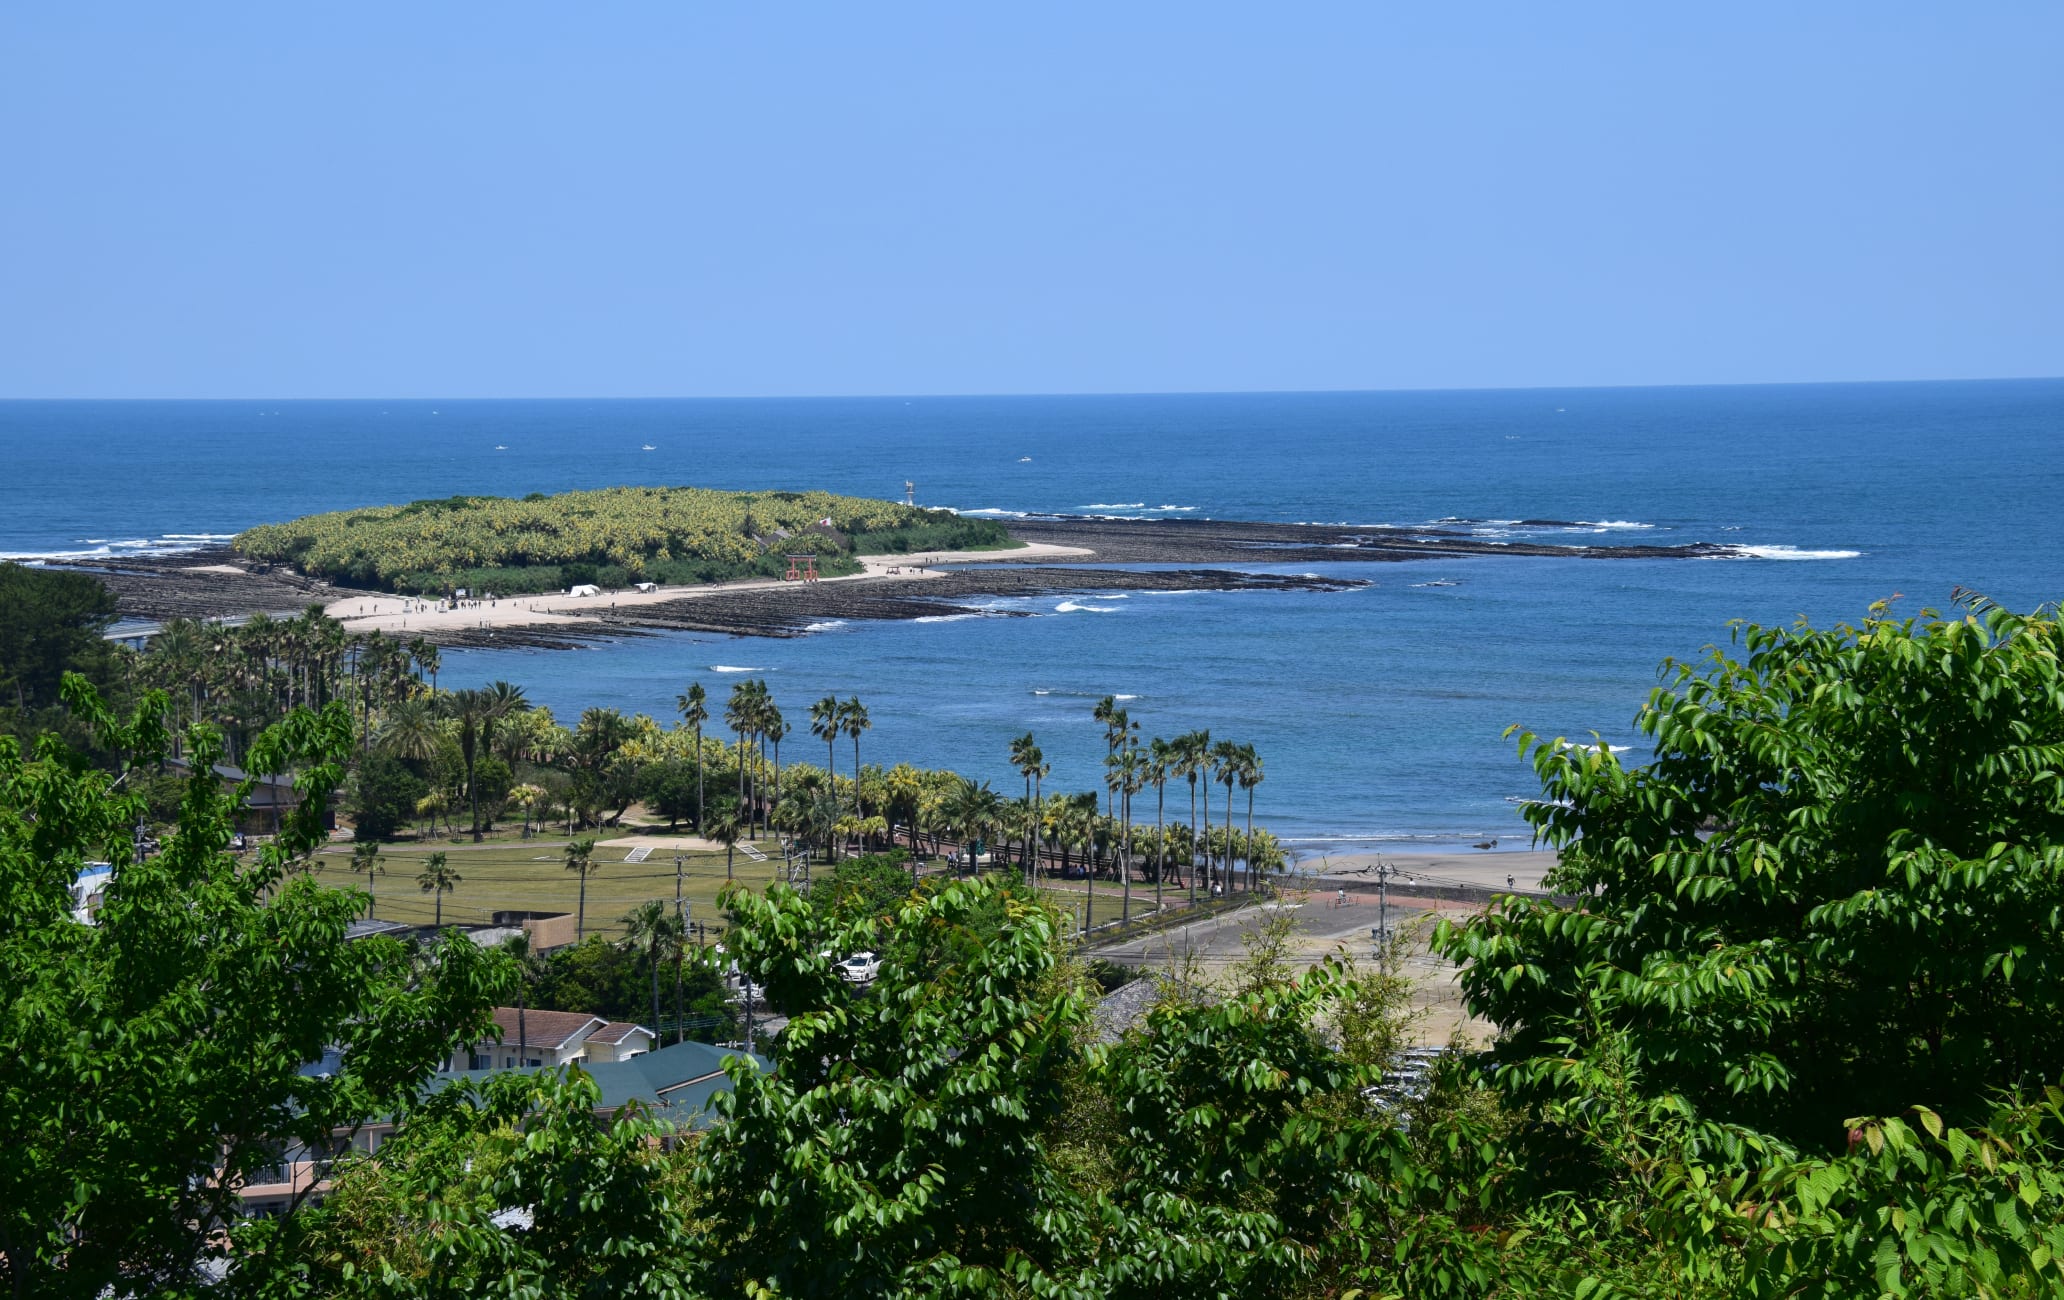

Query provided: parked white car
[837,951,881,983]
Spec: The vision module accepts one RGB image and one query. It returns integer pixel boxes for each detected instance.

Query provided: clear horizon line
[2,373,2060,403]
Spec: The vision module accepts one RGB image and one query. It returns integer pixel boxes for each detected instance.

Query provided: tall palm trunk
[1245,786,1257,890]
[649,942,662,1045]
[1188,780,1205,899]
[736,733,749,838]
[1213,784,1230,895]
[1085,817,1096,932]
[1155,782,1166,913]
[694,724,705,830]
[1032,774,1043,884]
[1120,786,1132,923]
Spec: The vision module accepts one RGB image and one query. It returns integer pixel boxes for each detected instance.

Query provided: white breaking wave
[956,508,1030,518]
[913,613,982,624]
[710,665,766,673]
[0,530,240,561]
[1079,502,1146,510]
[801,620,847,633]
[1113,693,1139,701]
[1724,545,1862,561]
[1054,601,1120,614]
[1576,520,1654,531]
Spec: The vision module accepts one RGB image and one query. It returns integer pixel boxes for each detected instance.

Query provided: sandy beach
[1297,849,1559,893]
[321,540,1095,638]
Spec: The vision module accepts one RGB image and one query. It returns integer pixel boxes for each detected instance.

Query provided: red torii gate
[783,554,819,582]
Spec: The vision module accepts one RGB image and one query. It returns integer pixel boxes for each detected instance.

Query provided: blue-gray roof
[430,1039,766,1130]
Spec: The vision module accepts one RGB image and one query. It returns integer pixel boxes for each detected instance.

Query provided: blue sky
[2,4,2058,397]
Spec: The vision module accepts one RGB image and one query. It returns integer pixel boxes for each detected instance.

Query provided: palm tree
[1176,729,1209,902]
[1092,696,1120,823]
[763,707,788,839]
[1009,732,1042,879]
[677,683,709,830]
[417,851,461,927]
[414,791,447,839]
[510,782,546,839]
[503,930,539,1066]
[1064,793,1100,931]
[565,836,600,938]
[351,841,384,919]
[622,900,682,1044]
[943,777,1002,866]
[840,698,870,820]
[444,687,513,842]
[378,695,443,763]
[725,682,756,837]
[1237,743,1264,892]
[1115,746,1146,922]
[811,694,842,810]
[1211,739,1241,894]
[409,637,441,695]
[1103,753,1126,901]
[707,802,741,882]
[1148,737,1174,909]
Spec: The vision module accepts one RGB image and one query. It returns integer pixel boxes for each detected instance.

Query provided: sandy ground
[1295,849,1560,893]
[322,541,1093,637]
[1082,851,1565,1047]
[1089,892,1493,1046]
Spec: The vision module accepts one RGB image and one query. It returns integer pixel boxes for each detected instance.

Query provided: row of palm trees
[138,606,445,763]
[667,680,873,843]
[1004,697,1265,925]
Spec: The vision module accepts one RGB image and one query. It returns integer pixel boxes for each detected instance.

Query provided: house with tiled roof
[585,1021,658,1063]
[446,1007,657,1071]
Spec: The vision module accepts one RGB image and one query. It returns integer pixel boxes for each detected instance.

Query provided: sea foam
[1725,545,1862,561]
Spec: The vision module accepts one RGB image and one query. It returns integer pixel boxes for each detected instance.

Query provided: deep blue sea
[5,382,2060,853]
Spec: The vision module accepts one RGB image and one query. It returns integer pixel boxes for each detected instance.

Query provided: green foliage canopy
[0,678,506,1294]
[1441,599,2064,1148]
[233,486,1009,594]
[0,561,120,715]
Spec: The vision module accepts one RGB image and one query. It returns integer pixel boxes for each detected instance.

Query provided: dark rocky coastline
[60,514,1739,650]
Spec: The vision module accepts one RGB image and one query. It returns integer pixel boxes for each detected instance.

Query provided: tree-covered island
[232,486,1014,595]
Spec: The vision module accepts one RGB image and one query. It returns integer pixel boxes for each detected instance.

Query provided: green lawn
[318,837,783,936]
[321,836,1198,938]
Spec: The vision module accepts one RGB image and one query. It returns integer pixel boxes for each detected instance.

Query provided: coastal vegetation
[6,598,2064,1295]
[230,485,1013,595]
[0,561,123,749]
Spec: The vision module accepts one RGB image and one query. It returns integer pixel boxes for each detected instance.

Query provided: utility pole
[1375,859,1392,974]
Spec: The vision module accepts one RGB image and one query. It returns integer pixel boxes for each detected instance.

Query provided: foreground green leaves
[1442,598,2064,1147]
[1,677,506,1296]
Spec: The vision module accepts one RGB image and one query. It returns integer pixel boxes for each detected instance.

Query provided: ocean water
[4,382,2061,852]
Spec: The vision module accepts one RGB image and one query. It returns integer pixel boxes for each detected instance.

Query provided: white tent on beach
[568,583,602,598]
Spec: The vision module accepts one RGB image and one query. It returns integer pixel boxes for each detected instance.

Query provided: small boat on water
[1018,456,1032,462]
[642,444,657,451]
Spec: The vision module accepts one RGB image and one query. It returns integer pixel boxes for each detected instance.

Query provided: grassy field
[317,834,1201,937]
[316,837,780,936]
